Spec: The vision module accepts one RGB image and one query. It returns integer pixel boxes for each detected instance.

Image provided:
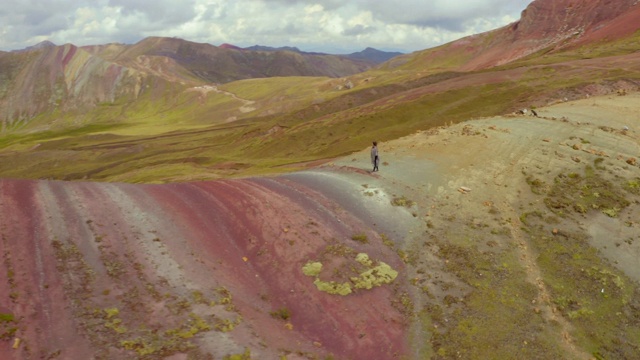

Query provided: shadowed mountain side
[240,45,403,64]
[344,47,404,64]
[84,37,375,84]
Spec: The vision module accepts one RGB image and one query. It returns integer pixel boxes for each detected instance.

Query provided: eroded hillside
[1,0,640,358]
[1,93,639,359]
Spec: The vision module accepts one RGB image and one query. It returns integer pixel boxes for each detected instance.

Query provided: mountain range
[0,38,400,129]
[1,0,639,136]
[231,44,403,63]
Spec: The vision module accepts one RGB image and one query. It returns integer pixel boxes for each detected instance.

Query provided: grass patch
[625,178,640,195]
[350,233,369,244]
[391,196,416,208]
[516,163,640,358]
[525,175,547,195]
[0,72,542,183]
[223,348,251,360]
[0,312,17,340]
[380,233,395,248]
[526,223,640,359]
[544,165,631,217]
[270,307,291,321]
[3,37,640,184]
[429,237,566,359]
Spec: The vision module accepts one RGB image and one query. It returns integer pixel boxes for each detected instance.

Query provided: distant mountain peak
[13,40,57,53]
[244,45,304,53]
[345,47,403,64]
[219,43,243,50]
[34,40,56,48]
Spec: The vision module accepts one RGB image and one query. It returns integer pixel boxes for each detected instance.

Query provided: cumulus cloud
[108,0,198,24]
[365,0,529,30]
[0,0,533,53]
[342,24,376,37]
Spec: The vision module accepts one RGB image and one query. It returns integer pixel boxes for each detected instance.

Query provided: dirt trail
[188,85,257,114]
[502,203,590,360]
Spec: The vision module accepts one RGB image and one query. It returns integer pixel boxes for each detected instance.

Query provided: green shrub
[270,307,291,321]
[351,233,368,244]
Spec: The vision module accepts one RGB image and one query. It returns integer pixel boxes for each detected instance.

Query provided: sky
[0,0,533,54]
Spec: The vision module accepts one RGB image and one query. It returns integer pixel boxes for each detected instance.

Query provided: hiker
[371,141,380,172]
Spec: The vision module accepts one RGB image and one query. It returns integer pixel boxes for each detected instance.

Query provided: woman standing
[371,141,379,172]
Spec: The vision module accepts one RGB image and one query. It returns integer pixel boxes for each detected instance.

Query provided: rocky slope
[0,44,152,129]
[387,0,640,72]
[1,92,639,359]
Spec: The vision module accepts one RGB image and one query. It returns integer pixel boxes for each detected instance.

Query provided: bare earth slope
[1,93,640,359]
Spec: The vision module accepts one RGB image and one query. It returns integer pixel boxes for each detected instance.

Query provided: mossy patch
[350,233,369,244]
[302,262,322,277]
[355,253,373,267]
[351,261,398,290]
[302,253,398,296]
[0,312,17,340]
[120,312,216,356]
[313,279,353,296]
[104,307,120,319]
[223,347,251,360]
[0,313,14,322]
[624,178,640,195]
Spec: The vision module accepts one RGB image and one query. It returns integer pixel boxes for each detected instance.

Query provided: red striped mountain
[388,0,640,72]
[0,37,376,129]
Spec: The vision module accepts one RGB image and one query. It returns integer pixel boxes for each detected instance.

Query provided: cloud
[255,0,530,30]
[0,0,74,44]
[364,0,530,30]
[108,0,197,24]
[342,24,376,37]
[0,0,533,53]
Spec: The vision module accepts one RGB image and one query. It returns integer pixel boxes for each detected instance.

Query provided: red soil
[457,0,640,71]
[0,176,409,359]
